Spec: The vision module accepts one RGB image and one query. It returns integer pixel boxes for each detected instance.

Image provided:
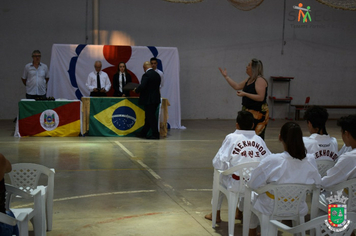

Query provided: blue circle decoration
[112,106,136,131]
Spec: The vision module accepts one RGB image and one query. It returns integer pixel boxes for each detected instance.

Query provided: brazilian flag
[88,98,146,136]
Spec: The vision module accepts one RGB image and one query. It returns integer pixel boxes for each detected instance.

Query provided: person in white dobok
[303,106,338,161]
[248,122,321,236]
[321,115,356,188]
[205,110,271,223]
[338,144,352,157]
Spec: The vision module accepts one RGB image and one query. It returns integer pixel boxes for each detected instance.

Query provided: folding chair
[319,178,356,213]
[243,183,320,236]
[5,184,44,236]
[316,159,335,178]
[295,97,310,120]
[270,212,356,236]
[212,161,260,236]
[8,163,55,231]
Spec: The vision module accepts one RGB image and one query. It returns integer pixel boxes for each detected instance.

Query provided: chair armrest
[269,220,292,231]
[324,180,352,192]
[15,212,28,222]
[0,212,18,226]
[5,184,33,199]
[270,215,327,234]
[220,161,260,176]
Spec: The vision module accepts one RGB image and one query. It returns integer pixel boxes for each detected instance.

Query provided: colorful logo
[40,110,59,131]
[293,3,312,23]
[112,106,137,131]
[325,192,350,232]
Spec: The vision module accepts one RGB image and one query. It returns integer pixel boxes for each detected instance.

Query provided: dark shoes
[135,133,160,140]
[135,133,146,138]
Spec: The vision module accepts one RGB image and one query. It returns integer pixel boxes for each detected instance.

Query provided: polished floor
[0,118,345,236]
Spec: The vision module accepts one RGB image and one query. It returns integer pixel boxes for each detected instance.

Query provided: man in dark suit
[134,61,161,139]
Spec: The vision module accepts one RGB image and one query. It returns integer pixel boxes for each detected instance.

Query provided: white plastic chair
[212,161,260,236]
[0,212,18,226]
[316,159,335,178]
[319,178,356,213]
[5,184,44,236]
[8,163,55,231]
[243,183,320,236]
[270,212,356,236]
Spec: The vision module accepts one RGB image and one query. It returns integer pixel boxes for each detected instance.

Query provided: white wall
[1,0,356,120]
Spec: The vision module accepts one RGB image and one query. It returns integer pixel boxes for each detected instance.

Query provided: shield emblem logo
[328,204,348,227]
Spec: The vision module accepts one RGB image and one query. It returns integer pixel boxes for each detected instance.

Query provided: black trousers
[90,92,107,97]
[140,103,160,138]
[26,94,46,99]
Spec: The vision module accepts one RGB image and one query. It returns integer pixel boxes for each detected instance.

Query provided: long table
[292,104,356,120]
[81,97,169,137]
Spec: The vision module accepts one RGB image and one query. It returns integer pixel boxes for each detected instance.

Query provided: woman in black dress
[219,58,269,139]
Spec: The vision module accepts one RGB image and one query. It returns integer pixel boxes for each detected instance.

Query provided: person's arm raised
[219,67,247,90]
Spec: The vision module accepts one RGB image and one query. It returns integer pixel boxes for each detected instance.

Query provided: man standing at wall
[134,61,161,139]
[21,50,49,99]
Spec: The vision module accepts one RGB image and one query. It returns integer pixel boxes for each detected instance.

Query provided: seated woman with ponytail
[247,122,321,236]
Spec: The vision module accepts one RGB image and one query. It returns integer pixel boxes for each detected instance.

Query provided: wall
[1,0,355,120]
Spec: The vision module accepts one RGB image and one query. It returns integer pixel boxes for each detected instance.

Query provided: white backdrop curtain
[47,44,183,129]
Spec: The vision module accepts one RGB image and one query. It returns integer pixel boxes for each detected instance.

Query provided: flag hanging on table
[88,98,145,136]
[18,101,81,137]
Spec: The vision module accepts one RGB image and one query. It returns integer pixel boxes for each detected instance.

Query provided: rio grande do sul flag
[88,98,146,137]
[18,101,81,137]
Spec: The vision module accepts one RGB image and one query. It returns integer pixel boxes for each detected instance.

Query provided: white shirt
[338,144,352,156]
[155,69,164,88]
[248,152,321,216]
[322,148,356,188]
[22,63,49,95]
[303,134,338,161]
[86,71,111,92]
[212,129,271,192]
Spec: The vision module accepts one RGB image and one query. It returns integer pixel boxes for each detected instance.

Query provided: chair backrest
[304,97,311,109]
[221,161,260,193]
[325,178,356,212]
[255,183,315,218]
[270,212,356,236]
[316,159,335,177]
[4,184,34,210]
[8,163,54,193]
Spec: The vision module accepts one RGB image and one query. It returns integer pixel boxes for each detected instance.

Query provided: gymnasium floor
[0,118,344,236]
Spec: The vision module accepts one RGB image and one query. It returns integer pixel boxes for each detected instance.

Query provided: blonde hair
[250,58,263,81]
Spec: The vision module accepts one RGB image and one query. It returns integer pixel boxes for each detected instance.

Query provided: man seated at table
[86,61,111,97]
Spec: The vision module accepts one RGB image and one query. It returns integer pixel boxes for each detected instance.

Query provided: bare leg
[236,208,243,221]
[249,228,257,236]
[205,210,221,223]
